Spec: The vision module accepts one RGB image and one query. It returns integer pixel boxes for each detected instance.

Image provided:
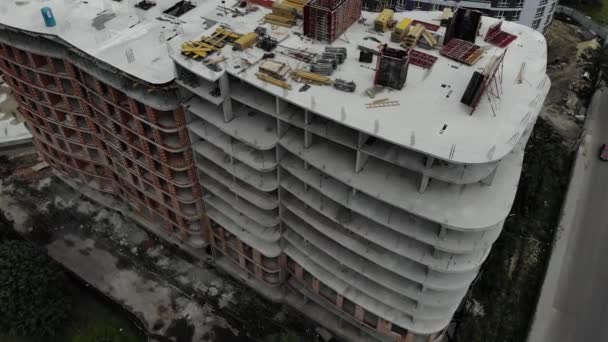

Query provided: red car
[600,144,608,161]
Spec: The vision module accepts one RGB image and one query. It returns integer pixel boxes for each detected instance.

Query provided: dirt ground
[541,19,593,143]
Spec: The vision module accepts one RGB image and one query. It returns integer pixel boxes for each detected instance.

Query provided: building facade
[0,2,550,342]
[362,0,557,31]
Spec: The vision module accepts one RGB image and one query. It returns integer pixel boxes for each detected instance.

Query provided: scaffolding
[303,0,361,42]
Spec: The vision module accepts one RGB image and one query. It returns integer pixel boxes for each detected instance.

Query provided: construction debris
[333,79,356,92]
[259,59,291,80]
[291,69,333,85]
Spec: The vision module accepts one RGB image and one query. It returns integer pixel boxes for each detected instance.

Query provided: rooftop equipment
[334,79,356,92]
[374,9,394,32]
[374,44,409,90]
[303,0,362,42]
[444,8,482,44]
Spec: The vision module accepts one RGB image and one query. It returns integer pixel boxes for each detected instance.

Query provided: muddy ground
[0,159,318,342]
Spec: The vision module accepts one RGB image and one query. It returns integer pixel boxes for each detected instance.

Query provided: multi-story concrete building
[0,1,549,341]
[362,0,557,31]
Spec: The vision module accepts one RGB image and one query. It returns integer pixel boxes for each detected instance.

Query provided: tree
[0,240,72,337]
[0,210,19,243]
[578,45,608,100]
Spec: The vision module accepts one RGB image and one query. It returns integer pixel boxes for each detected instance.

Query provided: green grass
[0,280,144,342]
[582,4,608,25]
[570,0,608,25]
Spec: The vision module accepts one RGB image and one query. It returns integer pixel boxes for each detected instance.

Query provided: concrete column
[419,175,430,193]
[219,74,233,122]
[278,119,290,138]
[354,305,365,321]
[253,250,264,280]
[304,129,313,148]
[336,294,344,309]
[358,132,370,148]
[312,277,320,293]
[377,318,392,334]
[237,240,246,268]
[355,150,369,173]
[481,167,497,185]
[295,264,303,280]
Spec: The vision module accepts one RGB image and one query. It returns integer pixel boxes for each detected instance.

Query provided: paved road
[529,88,608,342]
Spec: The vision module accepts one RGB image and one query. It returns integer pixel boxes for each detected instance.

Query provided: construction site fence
[555,5,608,45]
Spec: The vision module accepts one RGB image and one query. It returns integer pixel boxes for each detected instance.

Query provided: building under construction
[0,1,550,341]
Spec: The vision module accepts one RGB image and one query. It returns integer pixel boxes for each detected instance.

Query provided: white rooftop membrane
[0,0,549,165]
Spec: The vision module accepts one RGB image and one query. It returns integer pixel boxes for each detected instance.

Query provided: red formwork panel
[409,49,437,69]
[484,21,517,48]
[303,0,361,42]
[411,19,440,32]
[440,38,483,65]
[248,0,274,8]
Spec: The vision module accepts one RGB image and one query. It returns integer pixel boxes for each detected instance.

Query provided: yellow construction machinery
[374,9,394,32]
[291,69,333,85]
[181,27,241,60]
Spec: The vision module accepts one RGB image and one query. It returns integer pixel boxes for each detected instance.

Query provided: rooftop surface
[0,0,550,164]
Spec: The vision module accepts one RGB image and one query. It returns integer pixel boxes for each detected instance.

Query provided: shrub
[0,240,72,337]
